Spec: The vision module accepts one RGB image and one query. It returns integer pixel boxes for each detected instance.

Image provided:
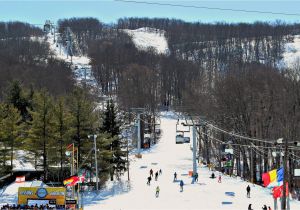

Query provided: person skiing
[174,172,177,181]
[155,186,160,197]
[246,185,251,198]
[262,205,267,210]
[180,180,184,192]
[155,171,159,181]
[218,174,222,183]
[194,173,198,182]
[248,204,253,210]
[159,169,162,175]
[147,176,152,185]
[150,169,153,177]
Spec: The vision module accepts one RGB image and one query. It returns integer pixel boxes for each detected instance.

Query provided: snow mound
[123,27,169,55]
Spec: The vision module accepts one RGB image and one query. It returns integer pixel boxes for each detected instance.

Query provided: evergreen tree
[0,104,23,171]
[68,87,96,164]
[53,97,71,181]
[101,100,126,180]
[6,81,31,121]
[28,90,54,180]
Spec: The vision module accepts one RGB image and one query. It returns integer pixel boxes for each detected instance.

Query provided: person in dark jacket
[147,176,152,185]
[174,172,177,181]
[262,205,267,210]
[180,180,184,192]
[247,185,251,198]
[155,171,159,181]
[248,204,253,210]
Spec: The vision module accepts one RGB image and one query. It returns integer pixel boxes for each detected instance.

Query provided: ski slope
[84,111,300,210]
[123,27,169,55]
[283,35,300,69]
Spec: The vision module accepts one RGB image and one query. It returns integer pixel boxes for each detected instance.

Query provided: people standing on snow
[180,180,184,192]
[262,205,267,210]
[159,169,162,175]
[147,176,152,185]
[248,204,253,210]
[210,172,216,179]
[174,172,177,181]
[246,185,251,198]
[218,174,222,183]
[150,169,153,177]
[155,186,160,197]
[155,171,159,181]
[194,173,198,182]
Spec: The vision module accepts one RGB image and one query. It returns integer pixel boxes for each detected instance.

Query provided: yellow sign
[18,187,66,205]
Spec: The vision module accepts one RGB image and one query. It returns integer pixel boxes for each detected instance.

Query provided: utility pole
[282,137,288,210]
[250,146,254,183]
[88,135,99,191]
[192,125,197,179]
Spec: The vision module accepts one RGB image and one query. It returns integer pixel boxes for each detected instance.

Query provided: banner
[18,187,66,205]
[15,176,25,183]
[272,183,289,199]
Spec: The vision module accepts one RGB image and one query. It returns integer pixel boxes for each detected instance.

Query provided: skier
[150,169,153,177]
[155,186,160,197]
[155,171,159,181]
[159,169,162,175]
[218,174,222,183]
[174,172,177,181]
[246,185,251,198]
[194,173,198,182]
[147,176,152,185]
[262,205,267,210]
[248,204,253,210]
[180,180,184,192]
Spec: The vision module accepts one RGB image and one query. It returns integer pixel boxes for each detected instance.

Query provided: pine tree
[68,87,96,164]
[6,81,31,121]
[28,90,55,180]
[53,97,71,181]
[101,100,126,180]
[0,104,23,171]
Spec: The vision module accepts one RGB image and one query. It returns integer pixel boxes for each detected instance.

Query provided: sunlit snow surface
[283,35,300,69]
[123,27,169,55]
[83,111,300,210]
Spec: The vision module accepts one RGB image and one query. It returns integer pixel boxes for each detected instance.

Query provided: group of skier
[147,168,162,197]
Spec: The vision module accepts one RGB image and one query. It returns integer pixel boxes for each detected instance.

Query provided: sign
[294,169,300,177]
[15,176,25,183]
[225,149,233,155]
[18,187,66,205]
[66,200,77,204]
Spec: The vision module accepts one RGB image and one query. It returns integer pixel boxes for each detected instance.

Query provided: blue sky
[1,1,300,25]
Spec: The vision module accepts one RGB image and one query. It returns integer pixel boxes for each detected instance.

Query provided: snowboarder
[262,205,267,210]
[159,169,162,175]
[174,172,177,181]
[194,173,198,182]
[150,169,153,177]
[218,174,222,183]
[248,204,253,210]
[155,171,159,181]
[246,185,251,198]
[147,176,152,185]
[180,180,184,192]
[155,186,160,197]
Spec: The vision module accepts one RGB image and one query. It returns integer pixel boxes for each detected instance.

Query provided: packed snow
[123,27,169,55]
[283,35,300,69]
[82,111,300,210]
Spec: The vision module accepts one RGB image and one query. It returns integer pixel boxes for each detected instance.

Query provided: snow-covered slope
[83,111,300,210]
[283,35,300,69]
[123,27,169,55]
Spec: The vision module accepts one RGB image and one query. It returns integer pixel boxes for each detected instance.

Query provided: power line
[115,0,300,17]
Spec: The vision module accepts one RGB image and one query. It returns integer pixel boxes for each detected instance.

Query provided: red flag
[272,183,288,198]
[262,172,271,187]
